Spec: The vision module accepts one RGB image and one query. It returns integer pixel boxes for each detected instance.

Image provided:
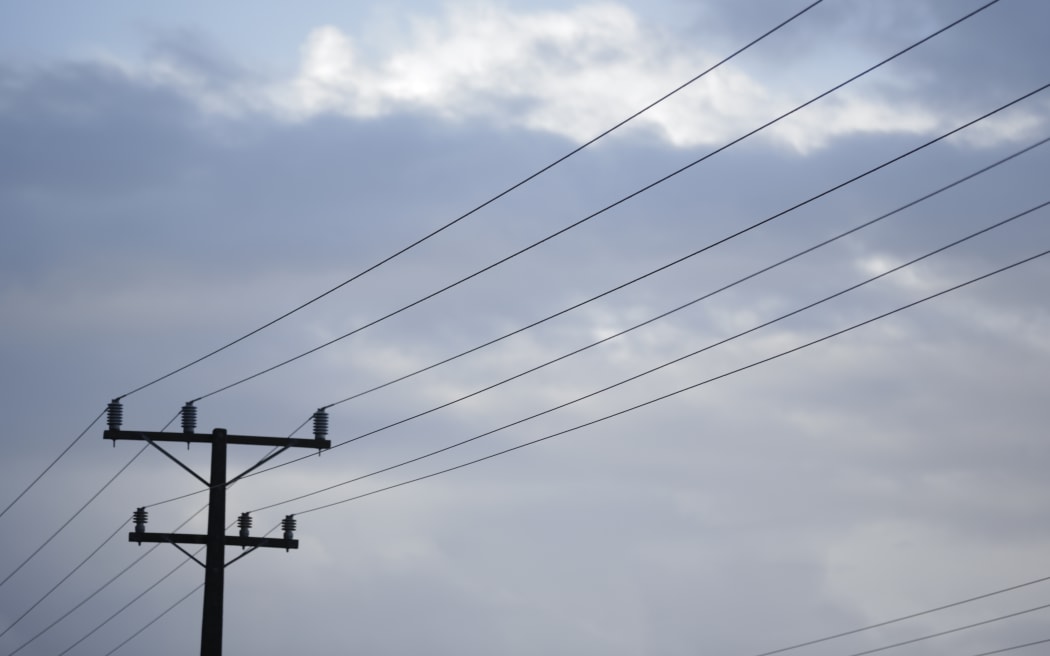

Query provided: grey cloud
[2,5,1049,655]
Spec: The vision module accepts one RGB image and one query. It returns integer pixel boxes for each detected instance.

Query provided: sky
[1,0,1049,654]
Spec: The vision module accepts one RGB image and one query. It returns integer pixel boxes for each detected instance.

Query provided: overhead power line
[3,503,209,656]
[0,444,148,591]
[114,0,827,403]
[968,638,1050,656]
[0,408,104,522]
[140,93,1050,513]
[186,0,1002,404]
[841,602,1050,656]
[283,245,1049,517]
[0,519,126,639]
[308,120,1049,414]
[239,94,1050,483]
[103,583,203,656]
[101,571,1050,656]
[248,199,1049,514]
[0,409,182,597]
[745,575,1050,656]
[0,0,830,575]
[53,553,199,656]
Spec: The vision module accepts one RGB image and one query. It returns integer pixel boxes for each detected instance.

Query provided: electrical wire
[3,502,208,656]
[233,89,1050,482]
[0,407,104,522]
[841,602,1050,656]
[188,0,1002,404]
[0,518,127,639]
[317,135,1050,416]
[53,552,199,656]
[250,200,1048,513]
[0,444,148,591]
[113,0,828,403]
[140,91,1050,513]
[969,638,1050,656]
[744,574,1050,656]
[284,245,1050,517]
[60,518,275,655]
[0,408,183,593]
[3,1,1028,650]
[102,582,203,656]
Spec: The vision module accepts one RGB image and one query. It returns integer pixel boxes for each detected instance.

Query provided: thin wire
[314,131,1050,412]
[253,201,1048,513]
[143,103,1050,512]
[103,583,203,656]
[0,445,148,591]
[746,575,1050,656]
[0,407,104,521]
[3,504,208,655]
[236,121,1050,491]
[969,638,1050,656]
[115,0,826,402]
[290,246,1050,517]
[319,126,1050,415]
[54,553,199,656]
[190,0,1002,404]
[0,518,127,639]
[53,517,244,656]
[101,521,282,654]
[842,603,1050,656]
[0,409,181,591]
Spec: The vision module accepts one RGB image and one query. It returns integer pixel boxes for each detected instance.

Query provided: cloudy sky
[2,0,1049,654]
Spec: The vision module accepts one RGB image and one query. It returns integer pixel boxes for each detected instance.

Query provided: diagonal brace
[167,538,206,568]
[225,546,260,568]
[142,434,210,487]
[227,446,289,486]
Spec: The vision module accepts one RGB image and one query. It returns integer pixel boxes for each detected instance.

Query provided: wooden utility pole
[103,400,330,656]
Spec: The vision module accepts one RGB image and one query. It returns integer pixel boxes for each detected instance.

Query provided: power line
[249,200,1048,514]
[0,444,148,591]
[103,582,203,656]
[53,551,199,656]
[3,503,208,655]
[314,135,1050,416]
[842,602,1050,656]
[745,575,1050,656]
[234,91,1050,484]
[113,0,827,403]
[0,407,104,522]
[97,520,280,654]
[188,0,1002,404]
[57,518,272,656]
[0,409,183,596]
[141,96,1050,513]
[282,245,1050,518]
[0,519,126,639]
[969,638,1050,656]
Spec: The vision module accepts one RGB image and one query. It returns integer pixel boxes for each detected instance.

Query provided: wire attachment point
[181,402,197,434]
[133,507,148,544]
[282,515,297,551]
[237,512,252,546]
[312,409,328,441]
[107,399,123,431]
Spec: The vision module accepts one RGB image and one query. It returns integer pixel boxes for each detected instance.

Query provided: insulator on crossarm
[237,512,252,540]
[282,515,297,551]
[107,399,123,431]
[133,507,148,538]
[181,402,197,434]
[313,409,328,441]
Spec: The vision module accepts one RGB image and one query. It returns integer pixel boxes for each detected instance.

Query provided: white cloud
[120,2,1026,154]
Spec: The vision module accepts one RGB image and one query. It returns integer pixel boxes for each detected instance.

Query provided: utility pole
[103,400,331,656]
